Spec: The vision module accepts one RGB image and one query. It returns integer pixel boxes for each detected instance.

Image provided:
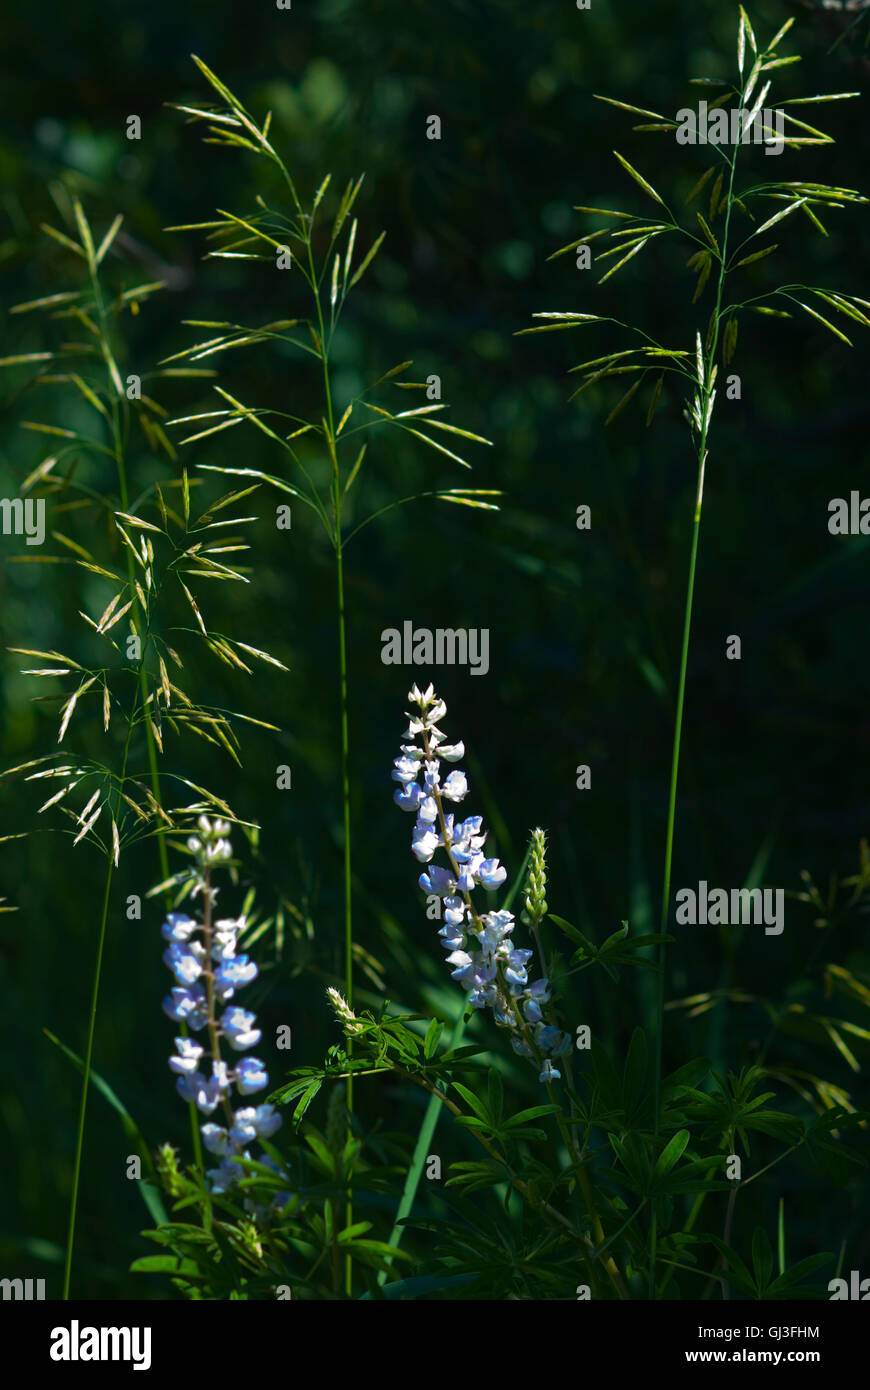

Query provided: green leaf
[766,17,795,55]
[43,1028,167,1226]
[738,6,757,57]
[600,923,630,953]
[487,1068,503,1124]
[653,1129,690,1179]
[594,96,669,122]
[692,251,712,302]
[0,353,53,367]
[332,174,365,244]
[424,1017,444,1061]
[349,231,386,288]
[684,166,715,206]
[403,426,472,469]
[751,198,806,240]
[605,375,644,424]
[548,913,595,952]
[96,213,124,266]
[453,1081,491,1124]
[788,298,852,346]
[292,1078,323,1126]
[612,151,666,208]
[598,237,652,285]
[645,373,665,425]
[696,213,720,255]
[704,1234,757,1297]
[734,243,778,268]
[504,1104,561,1129]
[129,1255,200,1277]
[765,1252,833,1297]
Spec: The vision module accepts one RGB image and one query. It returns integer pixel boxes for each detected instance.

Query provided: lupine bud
[523,828,549,924]
[326,986,365,1035]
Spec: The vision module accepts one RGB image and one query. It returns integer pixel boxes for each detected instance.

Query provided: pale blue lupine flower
[442,770,469,802]
[394,782,424,813]
[160,816,283,1210]
[392,686,572,1082]
[222,1007,262,1050]
[215,955,258,996]
[162,942,205,984]
[161,912,198,942]
[162,984,208,1029]
[235,1056,269,1095]
[168,1037,204,1075]
[201,1123,232,1157]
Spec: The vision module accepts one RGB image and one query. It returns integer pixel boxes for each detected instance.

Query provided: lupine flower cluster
[160,816,282,1197]
[392,685,572,1082]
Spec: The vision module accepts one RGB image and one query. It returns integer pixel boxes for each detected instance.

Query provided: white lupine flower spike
[392,686,571,1082]
[159,816,288,1214]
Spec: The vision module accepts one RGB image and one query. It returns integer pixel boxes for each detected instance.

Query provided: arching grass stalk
[4,195,255,1292]
[521,6,868,1297]
[166,55,499,1295]
[649,125,741,1300]
[60,206,203,1292]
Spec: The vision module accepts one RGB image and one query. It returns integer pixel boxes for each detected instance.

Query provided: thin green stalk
[63,695,137,1297]
[112,355,205,1185]
[62,851,115,1299]
[309,234,354,1297]
[649,127,742,1299]
[377,847,534,1284]
[64,249,204,1295]
[376,1005,467,1285]
[335,522,353,1298]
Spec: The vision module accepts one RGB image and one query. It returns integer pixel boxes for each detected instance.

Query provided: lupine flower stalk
[160,816,282,1197]
[392,685,571,1082]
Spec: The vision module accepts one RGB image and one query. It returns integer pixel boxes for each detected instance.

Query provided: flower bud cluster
[523,828,549,925]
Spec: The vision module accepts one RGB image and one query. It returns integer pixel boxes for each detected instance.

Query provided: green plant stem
[310,235,354,1298]
[335,525,353,1298]
[111,364,205,1186]
[64,254,204,1296]
[378,847,534,1284]
[63,694,137,1297]
[62,851,114,1299]
[377,1004,468,1285]
[649,129,742,1300]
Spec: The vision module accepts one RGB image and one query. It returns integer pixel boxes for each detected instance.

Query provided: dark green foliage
[1,1,869,1300]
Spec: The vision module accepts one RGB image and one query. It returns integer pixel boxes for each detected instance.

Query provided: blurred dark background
[1,0,868,1296]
